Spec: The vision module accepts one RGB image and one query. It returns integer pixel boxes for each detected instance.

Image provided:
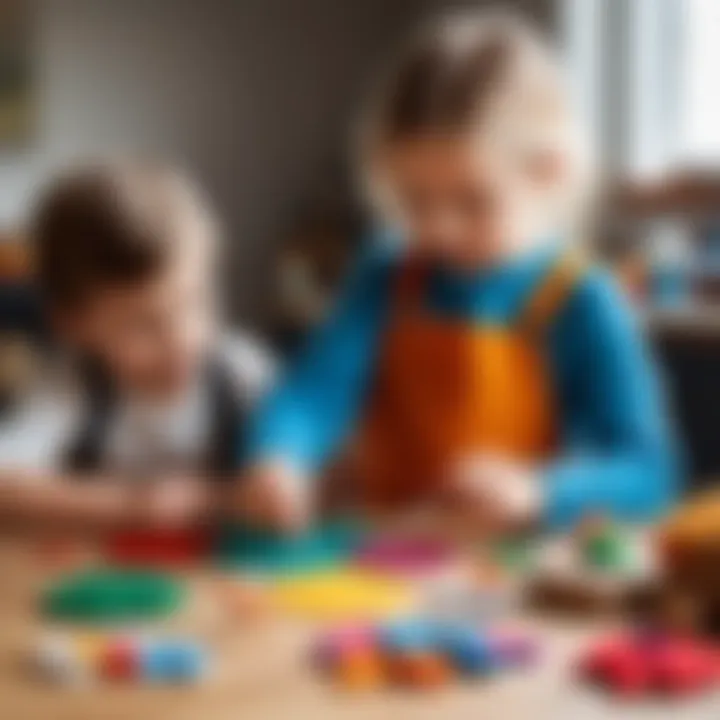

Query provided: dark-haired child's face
[61,244,216,401]
[381,133,566,267]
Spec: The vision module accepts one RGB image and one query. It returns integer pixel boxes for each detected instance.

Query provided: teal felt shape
[214,518,364,575]
[42,569,184,622]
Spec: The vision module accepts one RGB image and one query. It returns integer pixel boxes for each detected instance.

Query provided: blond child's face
[62,242,216,400]
[380,131,567,267]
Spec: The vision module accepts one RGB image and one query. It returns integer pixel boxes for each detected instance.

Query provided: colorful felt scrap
[42,569,184,622]
[105,528,212,566]
[214,519,363,575]
[355,536,456,576]
[270,569,415,620]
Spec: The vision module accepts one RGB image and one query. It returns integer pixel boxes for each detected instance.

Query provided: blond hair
[358,10,593,236]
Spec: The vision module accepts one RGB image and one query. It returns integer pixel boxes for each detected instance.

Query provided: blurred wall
[0,0,555,320]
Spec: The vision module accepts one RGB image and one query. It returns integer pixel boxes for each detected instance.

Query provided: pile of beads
[33,632,210,685]
[312,619,539,691]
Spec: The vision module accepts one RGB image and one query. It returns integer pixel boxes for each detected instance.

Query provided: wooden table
[2,540,718,720]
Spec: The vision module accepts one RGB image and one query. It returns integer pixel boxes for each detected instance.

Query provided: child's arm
[238,244,397,527]
[0,472,223,532]
[0,472,135,530]
[445,270,679,534]
[0,373,224,532]
[542,269,681,529]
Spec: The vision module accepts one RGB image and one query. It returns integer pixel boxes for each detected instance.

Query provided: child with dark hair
[0,161,273,529]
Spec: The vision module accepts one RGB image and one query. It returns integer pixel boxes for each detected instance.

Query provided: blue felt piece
[439,626,495,675]
[140,640,207,682]
[213,518,364,575]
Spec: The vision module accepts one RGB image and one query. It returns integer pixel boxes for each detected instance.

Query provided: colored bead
[387,652,451,689]
[440,627,494,675]
[140,639,208,683]
[379,619,439,654]
[487,630,539,669]
[100,639,139,681]
[314,624,375,670]
[335,648,384,691]
[35,635,84,684]
[578,518,629,570]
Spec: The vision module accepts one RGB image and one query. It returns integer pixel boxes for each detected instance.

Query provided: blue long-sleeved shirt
[249,240,680,529]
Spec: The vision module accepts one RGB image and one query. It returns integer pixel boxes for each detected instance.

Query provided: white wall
[0,0,420,316]
[0,0,556,318]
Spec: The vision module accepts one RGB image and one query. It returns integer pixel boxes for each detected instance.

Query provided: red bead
[100,640,139,681]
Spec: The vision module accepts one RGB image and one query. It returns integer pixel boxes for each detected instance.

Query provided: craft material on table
[33,632,209,685]
[420,566,519,624]
[214,519,363,575]
[578,519,633,571]
[313,624,376,669]
[270,568,415,620]
[42,569,184,623]
[579,629,720,697]
[355,535,457,577]
[526,528,657,616]
[312,619,539,691]
[105,528,212,566]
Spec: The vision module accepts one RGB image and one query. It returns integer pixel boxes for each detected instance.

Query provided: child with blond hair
[238,12,678,534]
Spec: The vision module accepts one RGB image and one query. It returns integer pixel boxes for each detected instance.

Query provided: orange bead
[335,649,384,691]
[388,652,451,689]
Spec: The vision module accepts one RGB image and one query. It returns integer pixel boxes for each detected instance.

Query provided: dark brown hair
[32,161,214,309]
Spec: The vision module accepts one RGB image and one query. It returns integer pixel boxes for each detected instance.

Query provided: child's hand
[235,459,310,533]
[443,454,541,536]
[137,477,214,528]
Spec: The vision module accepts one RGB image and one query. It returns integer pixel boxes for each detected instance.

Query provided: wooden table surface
[1,540,718,720]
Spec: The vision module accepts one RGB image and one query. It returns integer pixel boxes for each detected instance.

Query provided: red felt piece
[580,631,720,697]
[104,528,212,566]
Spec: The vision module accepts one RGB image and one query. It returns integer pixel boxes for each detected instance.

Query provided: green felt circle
[42,569,184,622]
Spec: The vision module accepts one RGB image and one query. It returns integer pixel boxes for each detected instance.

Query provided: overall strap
[65,355,246,480]
[517,250,587,334]
[65,358,116,474]
[204,355,246,480]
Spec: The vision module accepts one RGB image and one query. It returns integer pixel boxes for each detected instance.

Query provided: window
[561,0,719,177]
[679,0,720,164]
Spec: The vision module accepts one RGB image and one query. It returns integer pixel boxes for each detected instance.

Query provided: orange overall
[357,251,585,508]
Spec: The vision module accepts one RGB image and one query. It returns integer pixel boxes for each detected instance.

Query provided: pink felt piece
[355,536,455,575]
